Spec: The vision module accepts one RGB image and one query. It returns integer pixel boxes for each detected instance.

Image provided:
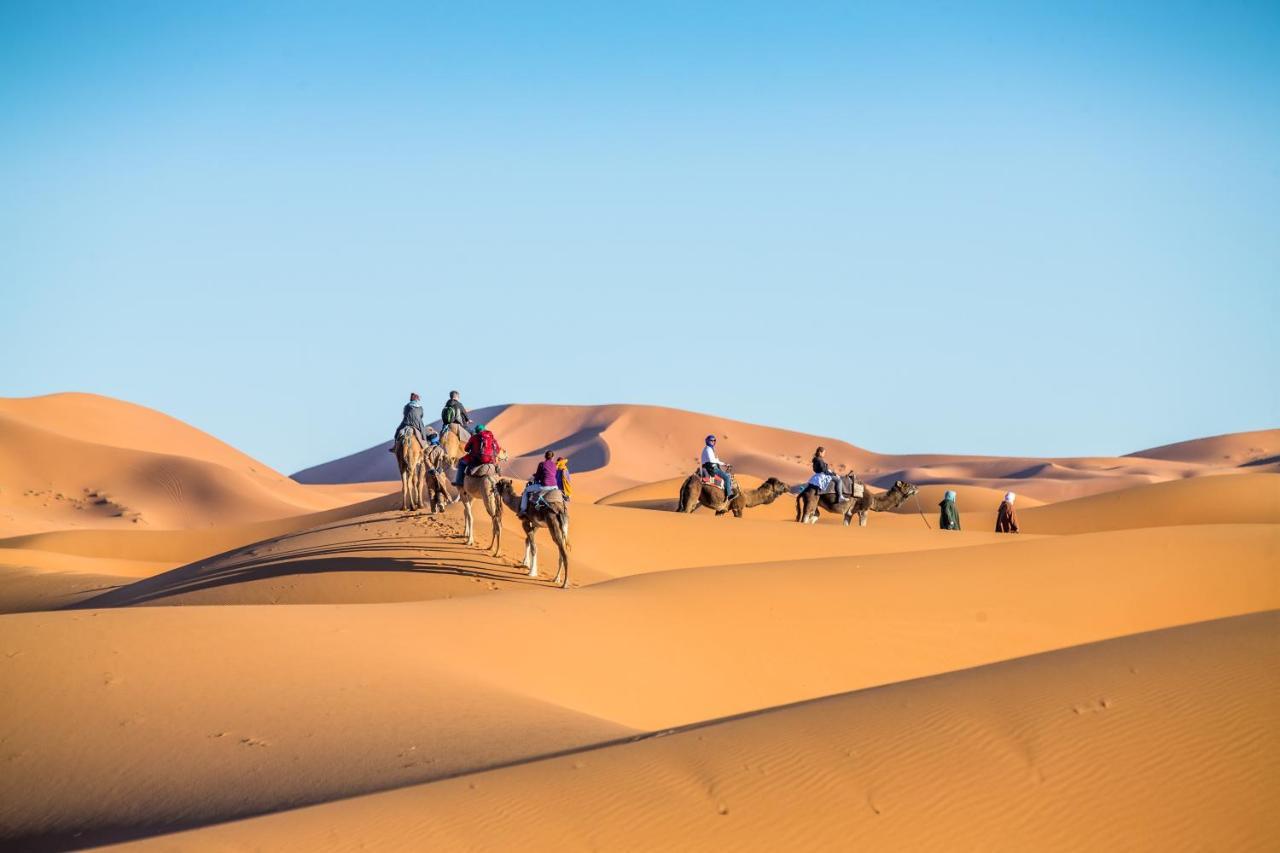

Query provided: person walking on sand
[938,489,961,531]
[995,491,1020,533]
[390,392,429,453]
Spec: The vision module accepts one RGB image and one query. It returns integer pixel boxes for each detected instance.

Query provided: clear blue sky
[2,1,1277,474]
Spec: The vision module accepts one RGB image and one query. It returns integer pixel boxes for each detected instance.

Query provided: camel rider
[441,391,472,430]
[521,451,559,516]
[555,457,572,503]
[811,446,846,503]
[390,393,429,453]
[454,423,501,486]
[701,435,736,499]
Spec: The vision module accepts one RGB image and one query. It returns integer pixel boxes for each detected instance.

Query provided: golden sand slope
[122,612,1277,853]
[0,393,364,536]
[0,493,407,612]
[2,522,1275,845]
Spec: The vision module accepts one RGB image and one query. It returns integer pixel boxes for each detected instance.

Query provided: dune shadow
[65,518,553,608]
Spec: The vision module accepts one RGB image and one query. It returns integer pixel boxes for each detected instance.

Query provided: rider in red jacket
[454,424,501,485]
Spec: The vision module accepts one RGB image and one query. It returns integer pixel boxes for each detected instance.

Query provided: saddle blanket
[808,473,864,499]
[465,463,499,478]
[699,474,728,493]
[523,486,565,510]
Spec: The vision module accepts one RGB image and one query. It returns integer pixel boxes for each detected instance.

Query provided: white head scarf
[1004,492,1016,503]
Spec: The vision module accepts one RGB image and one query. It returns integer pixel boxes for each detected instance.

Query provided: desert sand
[0,393,1276,851]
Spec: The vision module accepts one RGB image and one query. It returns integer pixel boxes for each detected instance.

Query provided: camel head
[494,478,517,499]
[892,480,919,499]
[761,477,790,501]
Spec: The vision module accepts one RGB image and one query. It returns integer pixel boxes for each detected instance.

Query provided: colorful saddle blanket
[808,473,864,499]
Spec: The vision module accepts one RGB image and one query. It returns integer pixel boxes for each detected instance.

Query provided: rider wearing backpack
[441,391,472,429]
[454,423,501,486]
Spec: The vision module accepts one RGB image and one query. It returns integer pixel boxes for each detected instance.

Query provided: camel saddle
[465,463,499,479]
[814,474,864,499]
[526,487,565,512]
[699,473,729,493]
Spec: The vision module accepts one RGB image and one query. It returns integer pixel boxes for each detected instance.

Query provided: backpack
[474,431,497,464]
[441,402,458,425]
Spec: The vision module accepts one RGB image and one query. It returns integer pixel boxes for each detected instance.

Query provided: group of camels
[676,470,920,525]
[394,426,570,586]
[395,426,920,590]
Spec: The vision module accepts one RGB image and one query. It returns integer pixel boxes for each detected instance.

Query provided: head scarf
[1004,491,1016,503]
[944,490,957,501]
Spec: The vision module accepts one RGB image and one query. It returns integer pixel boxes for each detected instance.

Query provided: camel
[439,423,470,469]
[423,443,454,513]
[395,431,426,511]
[495,479,569,586]
[458,451,508,554]
[676,475,791,518]
[796,479,919,526]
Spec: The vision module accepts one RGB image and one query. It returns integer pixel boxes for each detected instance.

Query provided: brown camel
[423,443,454,513]
[458,452,508,554]
[395,431,426,511]
[439,423,470,469]
[676,476,790,518]
[495,479,569,586]
[796,479,919,527]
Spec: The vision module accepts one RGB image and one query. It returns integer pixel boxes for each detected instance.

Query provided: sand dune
[3,522,1275,846]
[126,612,1277,852]
[0,394,365,537]
[1129,428,1279,466]
[2,392,1276,850]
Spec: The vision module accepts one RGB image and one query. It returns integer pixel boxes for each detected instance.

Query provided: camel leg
[859,510,868,527]
[462,498,474,545]
[550,514,569,587]
[527,531,538,578]
[488,487,502,556]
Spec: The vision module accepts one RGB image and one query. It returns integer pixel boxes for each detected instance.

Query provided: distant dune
[292,401,1278,502]
[1128,428,1280,467]
[0,393,365,536]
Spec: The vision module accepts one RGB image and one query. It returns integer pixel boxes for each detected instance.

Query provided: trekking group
[393,392,1019,534]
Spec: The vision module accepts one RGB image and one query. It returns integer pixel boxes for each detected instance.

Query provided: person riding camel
[390,392,429,453]
[555,456,572,503]
[521,451,560,516]
[810,446,846,503]
[441,390,472,430]
[454,422,501,487]
[700,434,736,500]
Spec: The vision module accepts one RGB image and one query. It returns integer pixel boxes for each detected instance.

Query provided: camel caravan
[392,392,571,587]
[391,394,924,588]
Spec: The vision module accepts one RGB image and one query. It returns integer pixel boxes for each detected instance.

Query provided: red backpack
[474,431,497,464]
